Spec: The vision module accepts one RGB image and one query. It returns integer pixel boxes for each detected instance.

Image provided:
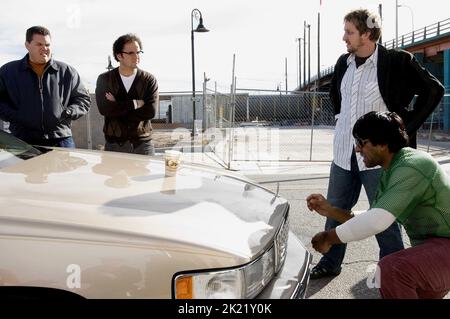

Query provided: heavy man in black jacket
[96,33,158,155]
[310,9,444,280]
[0,26,91,147]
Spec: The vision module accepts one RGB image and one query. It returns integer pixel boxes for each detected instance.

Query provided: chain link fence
[200,85,336,166]
[231,90,334,162]
[200,85,450,168]
[202,88,234,166]
[416,93,450,154]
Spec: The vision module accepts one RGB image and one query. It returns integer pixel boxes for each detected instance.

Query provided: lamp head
[195,17,209,32]
[107,55,113,71]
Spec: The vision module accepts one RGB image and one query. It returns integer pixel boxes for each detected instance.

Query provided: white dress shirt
[333,45,388,171]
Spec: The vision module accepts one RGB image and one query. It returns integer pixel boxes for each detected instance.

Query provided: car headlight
[174,246,275,299]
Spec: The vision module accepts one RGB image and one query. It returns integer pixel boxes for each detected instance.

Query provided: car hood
[0,148,287,260]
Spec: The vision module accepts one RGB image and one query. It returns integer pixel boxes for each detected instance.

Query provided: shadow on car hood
[0,148,288,260]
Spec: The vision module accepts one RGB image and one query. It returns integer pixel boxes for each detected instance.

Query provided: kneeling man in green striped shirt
[307,111,450,299]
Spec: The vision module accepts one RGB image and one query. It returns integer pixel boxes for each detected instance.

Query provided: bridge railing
[384,17,450,49]
[307,66,335,85]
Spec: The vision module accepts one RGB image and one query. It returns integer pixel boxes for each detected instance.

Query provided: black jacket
[95,68,158,143]
[330,45,444,146]
[0,54,91,142]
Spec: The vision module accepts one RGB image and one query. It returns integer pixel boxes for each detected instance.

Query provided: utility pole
[378,3,383,44]
[298,38,302,86]
[296,43,299,88]
[307,24,311,86]
[297,37,302,87]
[303,21,306,87]
[395,0,398,48]
[317,12,321,91]
[285,57,288,93]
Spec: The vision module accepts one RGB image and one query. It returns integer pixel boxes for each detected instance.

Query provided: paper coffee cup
[165,150,182,177]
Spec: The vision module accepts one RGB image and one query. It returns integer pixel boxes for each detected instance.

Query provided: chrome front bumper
[257,231,312,299]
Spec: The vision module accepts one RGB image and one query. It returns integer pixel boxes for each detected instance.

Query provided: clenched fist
[306,194,333,217]
[311,231,333,254]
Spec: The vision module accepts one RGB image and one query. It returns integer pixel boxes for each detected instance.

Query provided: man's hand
[105,92,116,102]
[60,109,72,125]
[311,231,333,254]
[136,100,145,108]
[307,194,333,217]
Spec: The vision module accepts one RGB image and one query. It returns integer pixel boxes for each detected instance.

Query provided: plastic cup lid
[165,150,182,157]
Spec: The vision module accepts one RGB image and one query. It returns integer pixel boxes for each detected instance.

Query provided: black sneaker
[310,265,341,280]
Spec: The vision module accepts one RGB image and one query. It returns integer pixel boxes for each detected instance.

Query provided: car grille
[274,211,289,273]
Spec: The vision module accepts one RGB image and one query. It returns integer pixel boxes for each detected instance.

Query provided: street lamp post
[398,4,415,39]
[396,2,415,47]
[191,8,209,144]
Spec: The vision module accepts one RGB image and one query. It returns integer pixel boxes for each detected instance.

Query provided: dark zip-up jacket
[330,45,444,147]
[95,67,158,143]
[0,54,91,142]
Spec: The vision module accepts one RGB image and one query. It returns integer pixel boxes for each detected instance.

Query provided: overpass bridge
[299,17,450,131]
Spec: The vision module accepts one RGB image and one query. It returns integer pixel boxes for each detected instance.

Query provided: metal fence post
[309,90,316,161]
[202,73,207,134]
[246,95,250,122]
[228,96,233,169]
[227,55,236,169]
[86,111,92,150]
[427,111,435,153]
[214,81,217,132]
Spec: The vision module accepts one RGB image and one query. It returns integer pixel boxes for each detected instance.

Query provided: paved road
[182,136,450,299]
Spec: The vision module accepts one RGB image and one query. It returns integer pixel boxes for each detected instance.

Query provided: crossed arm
[96,74,157,120]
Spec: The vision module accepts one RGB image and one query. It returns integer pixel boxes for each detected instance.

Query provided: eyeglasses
[121,50,144,56]
[354,136,369,148]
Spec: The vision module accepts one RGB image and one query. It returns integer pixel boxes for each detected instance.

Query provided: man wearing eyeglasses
[0,26,91,147]
[96,33,158,155]
[307,111,450,299]
[309,9,445,280]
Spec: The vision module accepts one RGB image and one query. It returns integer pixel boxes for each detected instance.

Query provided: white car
[0,130,311,299]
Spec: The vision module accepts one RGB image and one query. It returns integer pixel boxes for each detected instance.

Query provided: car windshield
[0,130,43,169]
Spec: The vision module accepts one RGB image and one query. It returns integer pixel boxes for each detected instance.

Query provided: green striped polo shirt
[372,147,450,246]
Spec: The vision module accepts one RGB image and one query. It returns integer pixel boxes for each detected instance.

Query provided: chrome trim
[256,232,312,299]
[290,251,312,299]
[274,209,289,273]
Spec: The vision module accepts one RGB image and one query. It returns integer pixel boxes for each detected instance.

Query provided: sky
[0,0,449,93]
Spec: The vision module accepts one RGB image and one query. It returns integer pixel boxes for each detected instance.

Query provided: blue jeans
[28,136,76,148]
[318,152,404,273]
[56,136,76,148]
[105,140,155,155]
